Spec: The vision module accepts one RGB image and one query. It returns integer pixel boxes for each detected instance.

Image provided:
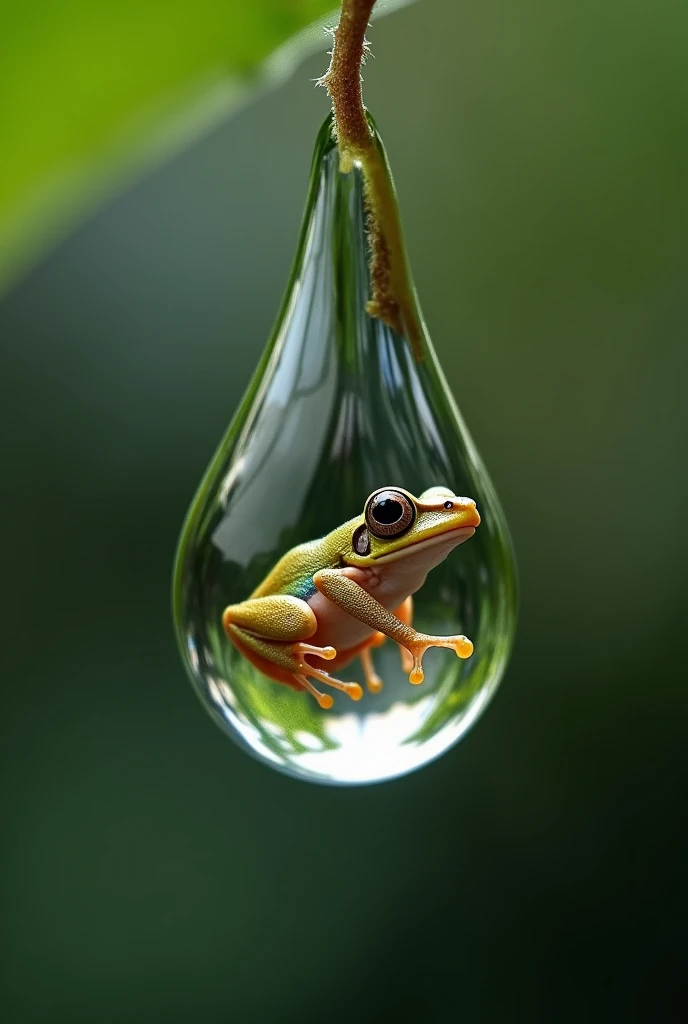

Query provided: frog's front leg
[222,595,363,709]
[313,569,473,686]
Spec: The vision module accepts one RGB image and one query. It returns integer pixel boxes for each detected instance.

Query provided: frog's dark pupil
[373,498,403,524]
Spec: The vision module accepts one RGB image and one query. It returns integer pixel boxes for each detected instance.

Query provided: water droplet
[173,115,517,785]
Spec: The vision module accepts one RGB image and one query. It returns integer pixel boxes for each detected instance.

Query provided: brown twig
[319,0,423,359]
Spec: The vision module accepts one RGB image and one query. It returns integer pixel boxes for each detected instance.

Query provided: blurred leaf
[0,0,413,295]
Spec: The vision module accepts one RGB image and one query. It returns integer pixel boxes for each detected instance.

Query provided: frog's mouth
[374,525,476,564]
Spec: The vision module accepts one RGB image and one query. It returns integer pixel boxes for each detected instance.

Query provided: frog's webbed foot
[364,628,472,687]
[403,634,473,684]
[223,599,362,709]
[314,570,473,688]
[293,645,363,709]
[364,627,472,687]
[225,622,362,710]
[294,662,363,709]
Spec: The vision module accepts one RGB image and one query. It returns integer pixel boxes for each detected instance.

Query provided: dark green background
[2,1,687,1020]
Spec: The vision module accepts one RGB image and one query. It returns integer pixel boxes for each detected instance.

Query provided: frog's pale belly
[308,528,472,651]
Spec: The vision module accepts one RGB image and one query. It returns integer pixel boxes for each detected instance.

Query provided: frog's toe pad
[295,673,334,708]
[409,662,424,685]
[295,666,362,708]
[453,636,473,658]
[295,642,337,661]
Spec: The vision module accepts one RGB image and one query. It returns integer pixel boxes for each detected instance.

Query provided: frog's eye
[365,489,415,538]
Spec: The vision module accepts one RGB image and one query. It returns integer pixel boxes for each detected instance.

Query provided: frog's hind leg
[225,621,362,709]
[223,594,317,642]
[359,646,383,694]
[394,597,415,675]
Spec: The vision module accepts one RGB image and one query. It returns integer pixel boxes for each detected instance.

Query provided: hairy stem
[319,0,423,360]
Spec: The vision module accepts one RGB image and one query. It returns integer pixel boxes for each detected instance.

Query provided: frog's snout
[417,488,480,529]
[454,497,480,529]
[466,501,481,528]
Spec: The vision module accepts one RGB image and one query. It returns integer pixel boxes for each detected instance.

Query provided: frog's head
[344,486,480,568]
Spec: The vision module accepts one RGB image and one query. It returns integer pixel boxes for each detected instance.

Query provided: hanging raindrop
[172,115,517,785]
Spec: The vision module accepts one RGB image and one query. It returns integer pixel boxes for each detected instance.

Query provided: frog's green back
[250,518,360,602]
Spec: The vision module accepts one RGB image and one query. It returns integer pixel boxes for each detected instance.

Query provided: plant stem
[320,0,423,360]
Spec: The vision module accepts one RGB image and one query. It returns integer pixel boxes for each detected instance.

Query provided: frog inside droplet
[222,486,480,709]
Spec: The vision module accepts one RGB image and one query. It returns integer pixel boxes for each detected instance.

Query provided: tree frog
[222,486,480,709]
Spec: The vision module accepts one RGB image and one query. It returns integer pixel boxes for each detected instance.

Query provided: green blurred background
[2,1,687,1020]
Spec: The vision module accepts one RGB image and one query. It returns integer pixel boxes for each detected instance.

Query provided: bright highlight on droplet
[172,115,517,785]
